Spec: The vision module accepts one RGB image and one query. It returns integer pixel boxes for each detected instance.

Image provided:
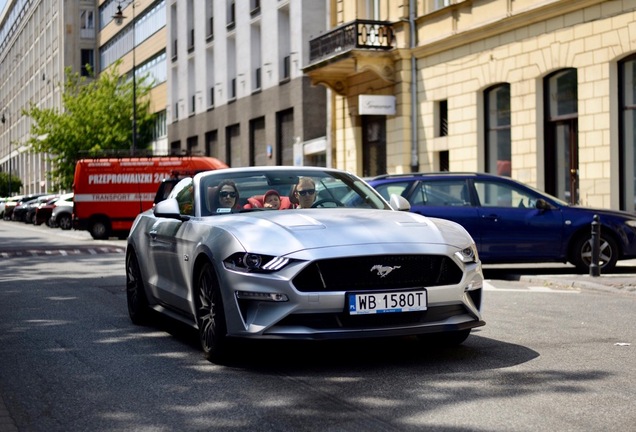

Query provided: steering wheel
[311,198,345,208]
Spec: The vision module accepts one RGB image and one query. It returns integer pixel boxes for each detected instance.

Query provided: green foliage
[0,171,22,196]
[23,61,154,190]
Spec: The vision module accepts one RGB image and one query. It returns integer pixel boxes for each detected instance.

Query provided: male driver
[294,177,316,208]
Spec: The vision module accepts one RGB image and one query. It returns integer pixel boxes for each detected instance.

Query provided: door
[362,115,387,177]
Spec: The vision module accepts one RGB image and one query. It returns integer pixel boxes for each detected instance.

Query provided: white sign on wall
[358,95,396,116]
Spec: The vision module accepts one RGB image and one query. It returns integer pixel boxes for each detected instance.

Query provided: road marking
[483,280,579,294]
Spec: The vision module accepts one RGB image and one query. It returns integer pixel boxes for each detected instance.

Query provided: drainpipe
[409,0,419,172]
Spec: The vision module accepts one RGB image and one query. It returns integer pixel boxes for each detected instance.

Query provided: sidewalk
[517,259,636,295]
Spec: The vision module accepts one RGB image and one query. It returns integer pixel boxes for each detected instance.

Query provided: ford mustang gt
[126,166,485,363]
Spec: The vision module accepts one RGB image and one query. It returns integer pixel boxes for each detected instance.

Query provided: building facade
[98,0,168,155]
[167,0,328,167]
[305,0,636,212]
[0,0,93,194]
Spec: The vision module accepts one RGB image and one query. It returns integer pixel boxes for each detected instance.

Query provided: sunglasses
[220,191,237,198]
[297,189,315,196]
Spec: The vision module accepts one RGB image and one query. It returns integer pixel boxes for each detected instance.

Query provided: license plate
[348,290,427,315]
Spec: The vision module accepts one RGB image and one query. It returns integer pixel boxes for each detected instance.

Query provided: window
[474,180,537,208]
[80,9,95,38]
[81,49,94,76]
[619,55,636,212]
[437,100,448,137]
[485,84,511,176]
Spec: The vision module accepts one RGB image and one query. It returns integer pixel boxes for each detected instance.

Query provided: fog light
[235,291,289,302]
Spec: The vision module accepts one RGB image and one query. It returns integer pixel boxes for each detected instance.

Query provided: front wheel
[571,234,618,273]
[195,262,229,364]
[57,214,72,230]
[126,251,150,324]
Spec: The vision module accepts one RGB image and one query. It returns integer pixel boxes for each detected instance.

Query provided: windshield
[196,168,390,216]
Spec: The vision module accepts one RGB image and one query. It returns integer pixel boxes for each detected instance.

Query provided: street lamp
[113,1,137,156]
[1,112,11,196]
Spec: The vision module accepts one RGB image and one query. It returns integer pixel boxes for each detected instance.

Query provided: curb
[519,274,636,295]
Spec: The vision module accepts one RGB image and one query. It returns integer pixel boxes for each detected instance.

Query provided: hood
[213,209,472,255]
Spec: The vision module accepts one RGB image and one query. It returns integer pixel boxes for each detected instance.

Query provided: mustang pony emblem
[370,265,401,278]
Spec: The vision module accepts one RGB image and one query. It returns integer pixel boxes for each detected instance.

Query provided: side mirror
[154,198,189,221]
[389,194,411,211]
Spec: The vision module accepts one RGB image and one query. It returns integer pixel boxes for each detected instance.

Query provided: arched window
[484,84,511,176]
[619,54,636,212]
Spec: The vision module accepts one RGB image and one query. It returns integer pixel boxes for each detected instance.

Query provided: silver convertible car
[126,166,485,363]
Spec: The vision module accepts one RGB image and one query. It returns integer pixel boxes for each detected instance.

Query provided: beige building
[305,0,636,212]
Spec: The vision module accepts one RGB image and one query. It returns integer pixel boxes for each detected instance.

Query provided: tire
[89,218,111,240]
[57,213,72,230]
[126,251,150,325]
[195,261,229,364]
[571,233,618,273]
[417,329,471,347]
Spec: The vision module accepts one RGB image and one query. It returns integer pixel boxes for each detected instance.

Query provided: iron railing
[309,20,394,64]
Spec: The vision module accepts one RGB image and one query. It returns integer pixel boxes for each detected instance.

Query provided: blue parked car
[367,172,636,273]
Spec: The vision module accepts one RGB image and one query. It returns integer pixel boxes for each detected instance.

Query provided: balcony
[304,20,395,95]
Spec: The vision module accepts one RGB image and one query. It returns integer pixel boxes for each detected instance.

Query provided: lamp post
[1,112,11,196]
[113,1,137,156]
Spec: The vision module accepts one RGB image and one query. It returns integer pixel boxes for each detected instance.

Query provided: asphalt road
[0,221,635,431]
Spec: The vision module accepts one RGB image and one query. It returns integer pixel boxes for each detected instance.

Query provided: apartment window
[172,39,178,61]
[207,16,214,40]
[188,29,195,52]
[81,49,94,76]
[250,0,261,16]
[437,100,448,137]
[230,78,237,100]
[209,86,215,109]
[191,95,196,115]
[205,130,218,158]
[80,9,95,38]
[254,68,261,91]
[187,136,198,155]
[439,150,449,171]
[170,141,181,155]
[282,56,290,80]
[618,54,636,212]
[227,0,236,30]
[485,84,511,177]
[426,0,451,13]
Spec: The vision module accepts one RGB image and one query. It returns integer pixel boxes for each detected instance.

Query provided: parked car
[367,172,636,273]
[126,166,485,364]
[24,194,58,224]
[8,194,47,222]
[50,199,74,230]
[2,195,23,220]
[35,193,73,226]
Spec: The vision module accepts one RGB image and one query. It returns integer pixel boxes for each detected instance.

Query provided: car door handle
[149,230,157,240]
[482,214,498,222]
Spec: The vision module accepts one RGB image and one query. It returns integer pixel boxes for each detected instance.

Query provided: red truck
[72,156,228,239]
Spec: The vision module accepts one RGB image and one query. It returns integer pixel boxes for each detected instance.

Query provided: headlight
[455,244,479,264]
[224,252,290,272]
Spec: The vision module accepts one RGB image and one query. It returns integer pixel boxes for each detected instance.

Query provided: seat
[243,194,292,210]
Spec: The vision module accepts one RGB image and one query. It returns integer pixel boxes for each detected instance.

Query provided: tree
[23,62,153,190]
[0,172,22,197]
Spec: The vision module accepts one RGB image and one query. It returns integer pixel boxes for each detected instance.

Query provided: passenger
[263,189,281,209]
[213,180,240,213]
[294,177,316,208]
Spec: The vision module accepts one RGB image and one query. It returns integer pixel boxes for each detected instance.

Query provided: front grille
[273,305,467,330]
[292,254,463,292]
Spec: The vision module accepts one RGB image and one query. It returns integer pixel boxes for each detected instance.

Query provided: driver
[294,177,316,208]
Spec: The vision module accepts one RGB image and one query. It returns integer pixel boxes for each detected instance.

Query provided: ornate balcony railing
[309,20,394,64]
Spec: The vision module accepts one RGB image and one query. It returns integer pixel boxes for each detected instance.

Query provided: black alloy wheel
[572,234,618,273]
[126,251,150,324]
[195,261,229,364]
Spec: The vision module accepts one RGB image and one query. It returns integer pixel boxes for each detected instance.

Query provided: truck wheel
[90,218,111,240]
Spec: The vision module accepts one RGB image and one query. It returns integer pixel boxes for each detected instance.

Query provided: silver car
[126,166,485,363]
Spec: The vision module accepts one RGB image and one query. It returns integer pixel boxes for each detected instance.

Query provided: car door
[472,178,564,261]
[148,178,194,312]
